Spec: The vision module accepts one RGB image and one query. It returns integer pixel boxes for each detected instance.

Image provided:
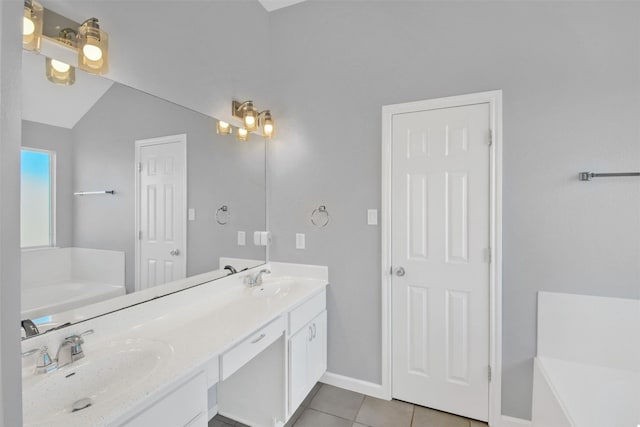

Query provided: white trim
[134,134,188,291]
[320,372,387,400]
[381,91,503,425]
[499,415,533,427]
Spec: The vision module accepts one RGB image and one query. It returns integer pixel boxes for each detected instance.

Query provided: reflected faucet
[224,265,237,275]
[21,319,40,337]
[247,268,271,288]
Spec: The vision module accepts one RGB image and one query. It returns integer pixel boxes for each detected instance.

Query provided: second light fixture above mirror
[216,100,275,141]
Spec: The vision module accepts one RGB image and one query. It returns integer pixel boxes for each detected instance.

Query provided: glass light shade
[237,127,249,141]
[23,0,43,52]
[216,120,232,135]
[78,18,109,74]
[262,114,274,139]
[46,57,75,86]
[243,105,258,132]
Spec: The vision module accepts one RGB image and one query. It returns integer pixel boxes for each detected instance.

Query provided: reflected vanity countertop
[21,263,328,427]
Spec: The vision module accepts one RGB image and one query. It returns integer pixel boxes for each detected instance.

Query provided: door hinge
[137,162,142,172]
[488,129,493,146]
[488,365,492,382]
[138,230,142,240]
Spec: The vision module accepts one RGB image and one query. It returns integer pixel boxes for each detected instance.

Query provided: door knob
[393,266,406,277]
[169,249,180,256]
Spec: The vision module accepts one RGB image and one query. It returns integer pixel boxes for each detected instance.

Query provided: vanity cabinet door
[308,310,327,385]
[288,310,327,414]
[289,324,311,412]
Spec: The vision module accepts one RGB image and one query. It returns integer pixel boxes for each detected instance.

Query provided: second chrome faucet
[246,268,271,288]
[23,329,94,374]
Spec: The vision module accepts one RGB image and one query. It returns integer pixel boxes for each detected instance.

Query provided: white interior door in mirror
[391,103,490,421]
[136,134,187,290]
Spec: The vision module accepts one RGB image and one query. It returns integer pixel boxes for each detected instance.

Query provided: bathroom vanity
[21,262,328,427]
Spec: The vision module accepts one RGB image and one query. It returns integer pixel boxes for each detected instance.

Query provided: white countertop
[21,263,328,427]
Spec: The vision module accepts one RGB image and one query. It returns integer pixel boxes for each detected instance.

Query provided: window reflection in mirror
[21,148,55,248]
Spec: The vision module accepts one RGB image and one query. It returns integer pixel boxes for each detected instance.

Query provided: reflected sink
[23,338,174,426]
[251,279,292,298]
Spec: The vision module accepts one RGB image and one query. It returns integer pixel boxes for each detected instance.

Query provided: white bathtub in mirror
[21,247,125,326]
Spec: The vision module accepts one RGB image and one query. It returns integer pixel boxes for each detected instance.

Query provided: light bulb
[83,44,103,61]
[23,16,35,36]
[244,115,255,127]
[216,120,232,135]
[51,59,70,73]
[263,123,274,137]
[237,128,249,141]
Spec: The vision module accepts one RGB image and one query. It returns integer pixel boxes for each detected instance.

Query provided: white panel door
[391,103,490,421]
[137,135,186,290]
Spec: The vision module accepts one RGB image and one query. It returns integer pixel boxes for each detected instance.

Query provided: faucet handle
[66,329,94,357]
[31,346,57,374]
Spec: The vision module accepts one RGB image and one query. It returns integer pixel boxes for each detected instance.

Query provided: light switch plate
[260,231,271,246]
[237,231,246,246]
[188,208,196,221]
[296,233,305,250]
[367,209,378,225]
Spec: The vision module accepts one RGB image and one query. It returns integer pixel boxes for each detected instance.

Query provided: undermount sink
[22,338,174,426]
[251,279,292,298]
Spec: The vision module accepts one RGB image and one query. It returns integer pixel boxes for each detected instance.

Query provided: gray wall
[21,121,73,248]
[0,1,23,425]
[72,83,266,292]
[267,1,640,419]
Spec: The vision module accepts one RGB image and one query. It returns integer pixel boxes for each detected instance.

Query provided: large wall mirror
[21,51,267,338]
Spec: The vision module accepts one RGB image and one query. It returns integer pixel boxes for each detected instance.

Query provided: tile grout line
[409,403,415,427]
[353,393,367,423]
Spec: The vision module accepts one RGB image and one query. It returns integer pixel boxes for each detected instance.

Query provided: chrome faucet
[247,268,271,288]
[56,329,93,368]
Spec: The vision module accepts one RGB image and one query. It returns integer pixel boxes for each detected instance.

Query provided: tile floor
[209,383,488,427]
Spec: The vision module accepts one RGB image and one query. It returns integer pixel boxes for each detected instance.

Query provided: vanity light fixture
[23,0,43,52]
[227,100,276,141]
[216,120,232,135]
[77,17,109,74]
[45,28,76,86]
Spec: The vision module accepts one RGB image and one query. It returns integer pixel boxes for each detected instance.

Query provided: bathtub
[532,292,640,427]
[21,247,126,322]
[22,281,125,321]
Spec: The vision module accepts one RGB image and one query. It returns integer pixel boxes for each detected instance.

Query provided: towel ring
[216,205,230,225]
[310,205,329,228]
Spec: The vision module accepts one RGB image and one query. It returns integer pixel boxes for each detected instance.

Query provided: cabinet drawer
[289,290,326,335]
[220,315,286,381]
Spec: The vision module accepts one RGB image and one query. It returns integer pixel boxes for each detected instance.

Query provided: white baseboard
[498,415,532,427]
[208,404,218,421]
[320,371,388,400]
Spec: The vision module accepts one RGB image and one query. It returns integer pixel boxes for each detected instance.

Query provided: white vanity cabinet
[288,290,327,415]
[121,371,207,427]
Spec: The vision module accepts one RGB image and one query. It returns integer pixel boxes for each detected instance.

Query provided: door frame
[134,133,188,291]
[381,91,503,425]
